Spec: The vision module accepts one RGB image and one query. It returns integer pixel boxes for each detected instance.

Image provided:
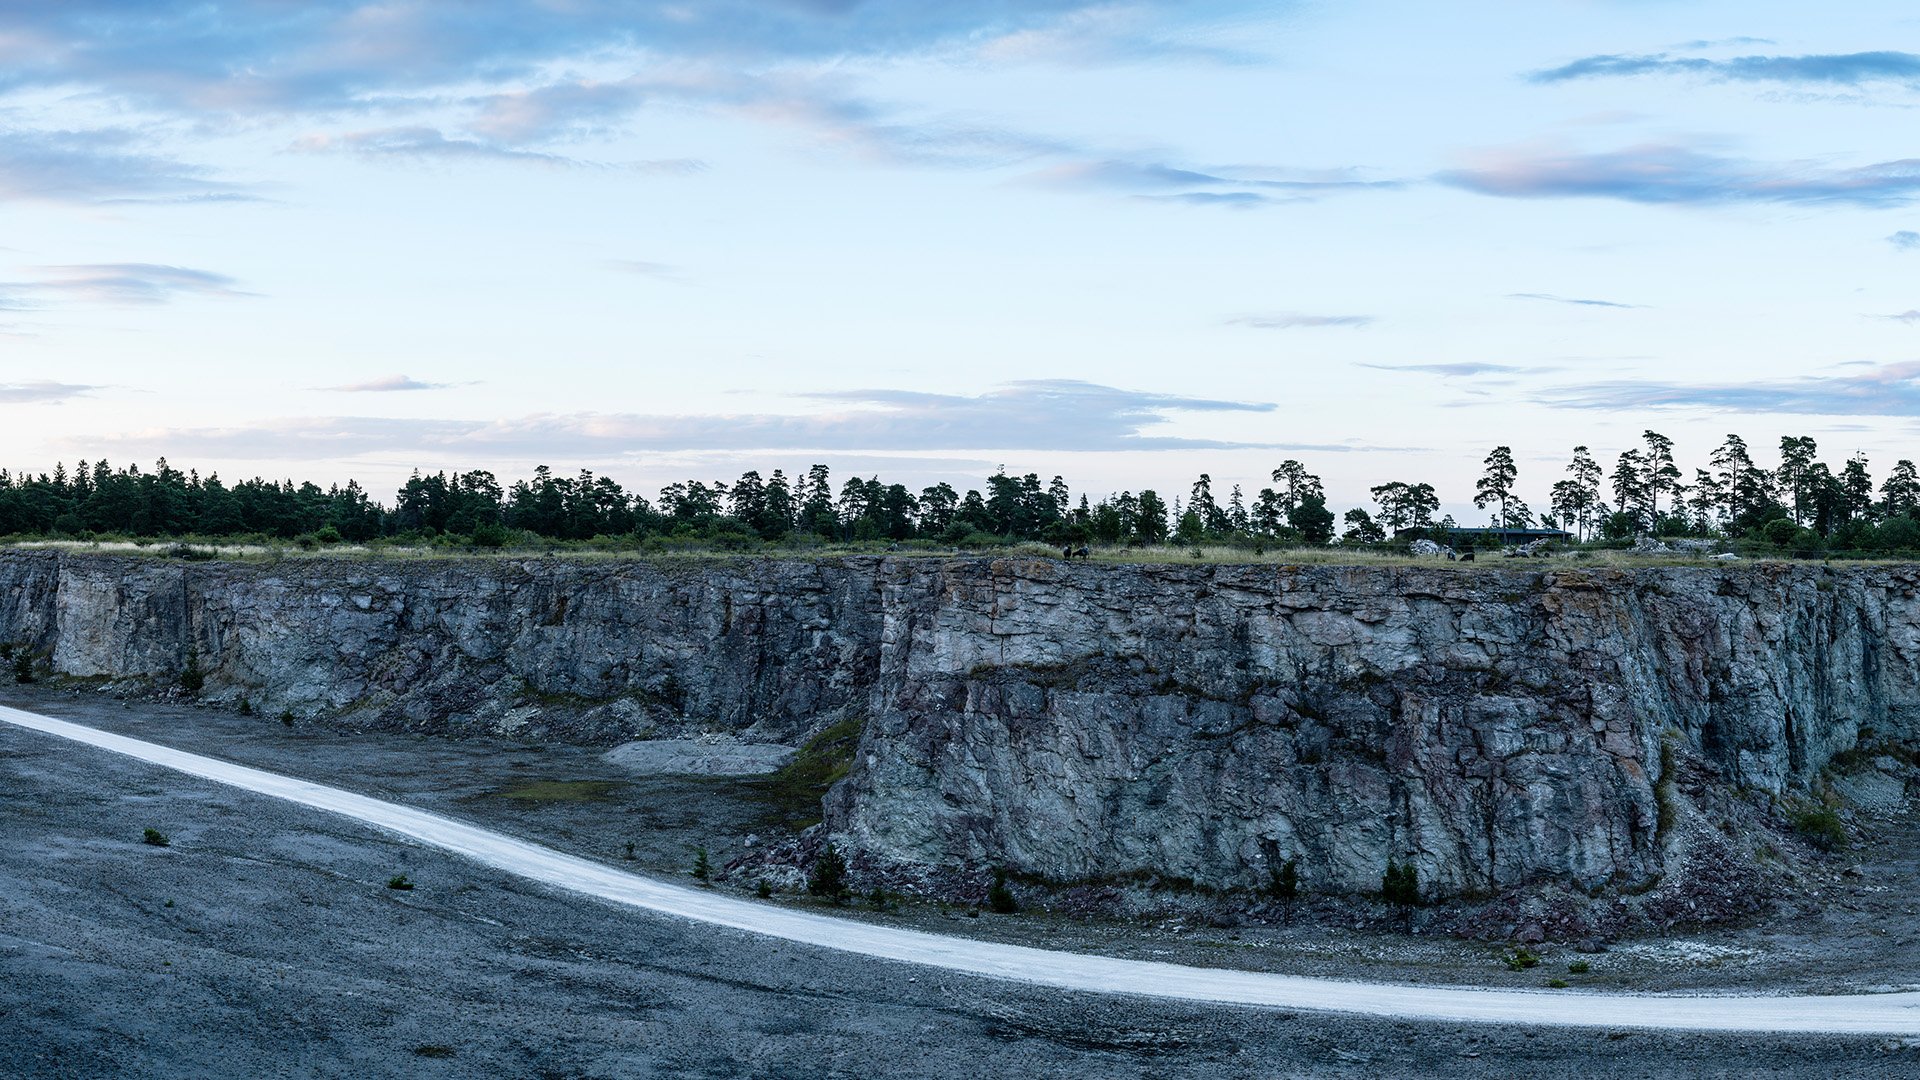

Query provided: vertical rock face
[832,560,1920,897]
[3,549,1916,898]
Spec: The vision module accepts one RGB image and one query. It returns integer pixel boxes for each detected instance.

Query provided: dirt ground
[3,684,1918,1078]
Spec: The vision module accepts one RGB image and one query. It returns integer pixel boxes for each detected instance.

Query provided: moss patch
[744,715,865,829]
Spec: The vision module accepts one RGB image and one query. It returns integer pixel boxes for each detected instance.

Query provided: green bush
[142,828,170,847]
[387,874,415,891]
[179,650,205,694]
[987,868,1018,914]
[1266,857,1299,903]
[755,880,773,899]
[1548,978,1570,989]
[1791,806,1847,851]
[1503,948,1540,971]
[808,844,848,900]
[1382,860,1419,908]
[12,651,32,684]
[1568,960,1591,974]
[691,846,712,884]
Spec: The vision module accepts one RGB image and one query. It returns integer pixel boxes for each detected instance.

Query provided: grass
[746,715,865,829]
[1789,804,1847,852]
[489,779,624,803]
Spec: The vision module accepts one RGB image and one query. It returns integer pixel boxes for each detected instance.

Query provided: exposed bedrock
[3,550,1916,898]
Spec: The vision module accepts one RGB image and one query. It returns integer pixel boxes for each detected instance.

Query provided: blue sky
[2,0,1918,520]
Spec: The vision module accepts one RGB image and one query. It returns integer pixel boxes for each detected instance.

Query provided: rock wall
[4,550,1917,898]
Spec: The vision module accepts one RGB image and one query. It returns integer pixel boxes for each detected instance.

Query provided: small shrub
[1382,860,1420,908]
[142,828,170,847]
[867,886,892,911]
[387,874,415,891]
[1791,806,1847,852]
[808,844,848,900]
[1548,978,1570,989]
[987,868,1018,914]
[755,880,773,899]
[237,696,253,716]
[1266,857,1299,902]
[1503,948,1540,971]
[622,841,636,861]
[1568,960,1591,974]
[13,650,35,684]
[691,847,712,884]
[314,525,343,545]
[280,710,295,727]
[178,650,205,694]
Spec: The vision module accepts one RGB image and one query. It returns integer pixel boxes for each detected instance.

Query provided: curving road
[5,702,1918,1036]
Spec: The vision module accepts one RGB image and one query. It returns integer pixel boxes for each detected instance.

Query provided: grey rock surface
[4,550,1916,902]
[602,737,796,775]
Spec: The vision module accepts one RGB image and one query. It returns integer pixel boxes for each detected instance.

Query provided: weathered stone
[2,551,1915,903]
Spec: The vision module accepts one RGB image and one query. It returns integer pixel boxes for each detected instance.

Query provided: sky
[1,0,1918,521]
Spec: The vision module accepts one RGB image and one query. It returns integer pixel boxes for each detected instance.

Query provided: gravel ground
[1,686,1915,1077]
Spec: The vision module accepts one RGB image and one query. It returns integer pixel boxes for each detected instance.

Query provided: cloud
[0,264,249,306]
[1507,292,1644,309]
[1530,50,1920,88]
[0,381,100,404]
[1031,159,1400,206]
[1360,362,1557,377]
[321,375,458,392]
[1892,231,1920,250]
[1226,312,1374,329]
[1439,142,1920,207]
[0,129,251,205]
[1537,361,1920,416]
[82,380,1317,459]
[1876,310,1920,324]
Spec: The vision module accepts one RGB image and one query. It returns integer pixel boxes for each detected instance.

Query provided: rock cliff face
[3,550,1916,899]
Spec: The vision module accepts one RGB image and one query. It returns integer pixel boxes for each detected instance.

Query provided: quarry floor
[4,685,1919,1077]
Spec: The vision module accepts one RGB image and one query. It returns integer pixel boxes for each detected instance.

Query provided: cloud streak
[1537,361,1920,416]
[0,264,249,307]
[321,375,459,393]
[1508,292,1644,309]
[1226,312,1374,329]
[1439,143,1920,207]
[0,129,252,205]
[1531,50,1920,88]
[80,380,1333,460]
[1892,231,1920,251]
[0,381,101,404]
[1360,362,1557,377]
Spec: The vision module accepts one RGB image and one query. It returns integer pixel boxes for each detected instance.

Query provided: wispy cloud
[1537,361,1920,415]
[1876,310,1920,324]
[0,129,251,205]
[1892,230,1920,250]
[1360,362,1558,377]
[1439,142,1920,207]
[1508,292,1644,309]
[0,381,101,404]
[1030,159,1400,207]
[321,375,459,393]
[1,264,249,307]
[83,380,1313,459]
[1225,312,1374,329]
[1530,50,1920,88]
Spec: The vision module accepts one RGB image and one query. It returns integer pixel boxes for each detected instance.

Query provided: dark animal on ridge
[1062,546,1090,561]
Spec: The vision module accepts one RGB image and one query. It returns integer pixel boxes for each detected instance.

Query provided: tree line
[0,431,1916,552]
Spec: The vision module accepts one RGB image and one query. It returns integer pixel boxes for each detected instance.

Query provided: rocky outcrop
[3,550,1915,900]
